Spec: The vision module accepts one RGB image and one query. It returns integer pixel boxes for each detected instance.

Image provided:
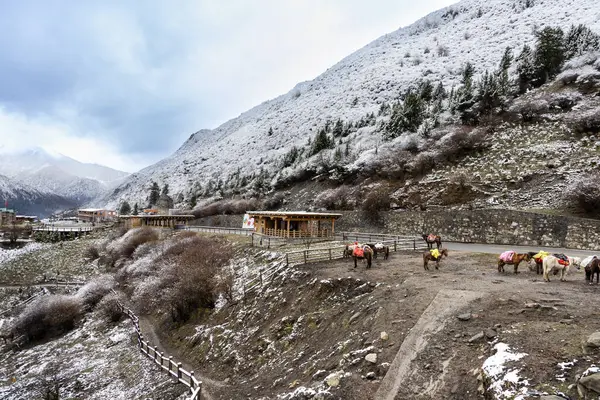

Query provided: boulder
[485,328,497,340]
[349,312,361,325]
[468,332,485,343]
[457,313,472,321]
[365,353,378,364]
[585,332,600,349]
[578,372,600,397]
[380,332,389,341]
[366,372,377,380]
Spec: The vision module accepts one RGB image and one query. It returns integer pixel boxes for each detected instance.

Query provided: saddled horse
[422,234,442,250]
[543,255,571,282]
[498,251,532,274]
[353,245,374,269]
[423,248,448,270]
[367,243,390,260]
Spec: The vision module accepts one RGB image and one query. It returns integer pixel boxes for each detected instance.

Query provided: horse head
[441,248,449,258]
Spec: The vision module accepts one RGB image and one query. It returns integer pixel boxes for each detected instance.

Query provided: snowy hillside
[103,0,600,209]
[0,147,128,205]
[0,174,77,216]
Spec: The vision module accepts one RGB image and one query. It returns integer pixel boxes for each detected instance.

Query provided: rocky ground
[3,231,600,399]
[153,241,600,400]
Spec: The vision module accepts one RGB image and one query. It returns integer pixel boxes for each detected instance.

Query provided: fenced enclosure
[285,237,428,266]
[116,298,202,400]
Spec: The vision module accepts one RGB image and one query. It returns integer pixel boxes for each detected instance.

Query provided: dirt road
[444,241,598,258]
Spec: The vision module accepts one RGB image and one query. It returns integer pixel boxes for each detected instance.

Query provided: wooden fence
[285,238,428,266]
[115,297,202,400]
[337,231,418,243]
[184,225,253,236]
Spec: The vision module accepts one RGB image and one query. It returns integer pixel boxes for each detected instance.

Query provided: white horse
[568,256,582,270]
[543,255,571,282]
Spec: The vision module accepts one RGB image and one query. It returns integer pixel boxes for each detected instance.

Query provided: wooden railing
[115,297,202,400]
[183,225,253,236]
[32,226,95,233]
[285,238,428,266]
[337,231,418,243]
[263,228,332,238]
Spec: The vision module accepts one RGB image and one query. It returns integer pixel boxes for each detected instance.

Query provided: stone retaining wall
[192,210,600,250]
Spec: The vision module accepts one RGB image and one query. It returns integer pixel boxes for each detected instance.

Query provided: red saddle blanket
[557,259,570,266]
[353,247,364,258]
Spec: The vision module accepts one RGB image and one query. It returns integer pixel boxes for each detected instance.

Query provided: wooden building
[78,208,116,223]
[0,208,15,226]
[246,211,342,238]
[119,214,195,229]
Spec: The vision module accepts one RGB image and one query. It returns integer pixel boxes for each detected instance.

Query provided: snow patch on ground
[0,243,49,267]
[483,342,529,399]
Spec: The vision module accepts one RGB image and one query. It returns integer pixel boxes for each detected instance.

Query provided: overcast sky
[0,0,457,173]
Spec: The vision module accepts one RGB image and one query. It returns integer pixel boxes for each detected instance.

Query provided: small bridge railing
[183,225,253,236]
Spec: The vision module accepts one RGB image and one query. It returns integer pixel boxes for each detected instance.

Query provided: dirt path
[374,289,484,400]
[137,316,229,400]
[445,241,598,258]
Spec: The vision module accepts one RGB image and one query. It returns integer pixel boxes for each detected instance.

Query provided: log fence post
[177,362,183,380]
[303,250,307,264]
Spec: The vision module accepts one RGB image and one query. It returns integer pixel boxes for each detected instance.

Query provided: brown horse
[422,234,442,250]
[367,243,390,260]
[498,252,532,274]
[353,246,374,269]
[423,248,448,270]
[586,257,600,284]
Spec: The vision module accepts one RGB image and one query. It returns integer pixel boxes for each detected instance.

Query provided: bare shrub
[314,186,353,210]
[131,236,232,324]
[175,230,197,240]
[84,244,100,261]
[361,188,391,214]
[118,227,159,259]
[563,174,600,216]
[568,109,600,135]
[75,276,114,311]
[97,293,124,323]
[262,193,285,209]
[13,295,83,342]
[192,198,259,218]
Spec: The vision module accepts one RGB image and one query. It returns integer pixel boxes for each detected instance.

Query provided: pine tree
[311,128,333,155]
[419,80,434,102]
[565,24,600,59]
[133,203,138,215]
[433,82,447,101]
[189,195,197,209]
[534,27,565,84]
[333,147,343,163]
[497,47,513,96]
[161,184,169,196]
[268,127,274,136]
[119,201,131,215]
[516,44,536,93]
[476,70,499,114]
[332,119,344,137]
[148,182,160,207]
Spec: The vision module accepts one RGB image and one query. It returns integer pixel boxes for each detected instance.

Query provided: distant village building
[246,211,342,238]
[0,208,16,226]
[15,215,38,224]
[78,208,116,223]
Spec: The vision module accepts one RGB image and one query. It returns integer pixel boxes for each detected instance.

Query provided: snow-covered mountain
[103,0,600,209]
[0,147,129,204]
[0,174,77,216]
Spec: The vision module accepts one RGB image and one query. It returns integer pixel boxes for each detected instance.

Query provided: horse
[368,243,390,260]
[423,248,448,271]
[542,255,571,282]
[343,244,354,258]
[585,257,600,284]
[498,251,532,274]
[353,245,374,269]
[422,234,442,250]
